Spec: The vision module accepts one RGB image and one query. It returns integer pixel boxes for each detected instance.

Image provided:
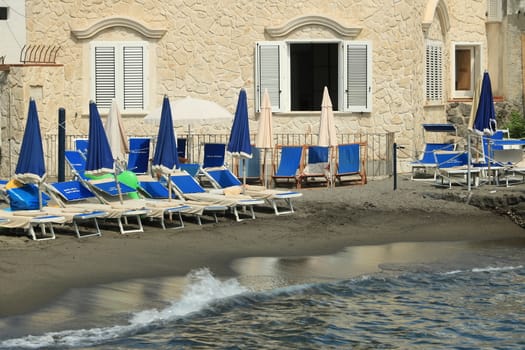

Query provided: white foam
[0,268,248,349]
[442,265,523,275]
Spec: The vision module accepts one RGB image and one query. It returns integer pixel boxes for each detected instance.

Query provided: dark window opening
[0,7,8,20]
[290,43,338,111]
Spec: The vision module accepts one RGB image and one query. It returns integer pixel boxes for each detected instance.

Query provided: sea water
[1,239,524,349]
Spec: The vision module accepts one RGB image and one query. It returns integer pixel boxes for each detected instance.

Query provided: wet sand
[0,177,523,317]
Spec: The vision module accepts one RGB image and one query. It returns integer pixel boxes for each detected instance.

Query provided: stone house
[0,0,524,177]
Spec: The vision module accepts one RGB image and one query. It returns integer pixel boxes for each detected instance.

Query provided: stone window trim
[70,16,166,40]
[265,15,361,39]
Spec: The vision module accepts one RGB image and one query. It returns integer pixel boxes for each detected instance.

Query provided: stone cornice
[422,0,450,37]
[265,15,361,39]
[70,16,166,40]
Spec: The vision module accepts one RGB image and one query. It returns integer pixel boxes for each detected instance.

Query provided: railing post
[58,108,66,182]
[393,142,398,190]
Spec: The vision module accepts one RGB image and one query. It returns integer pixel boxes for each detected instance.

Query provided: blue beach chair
[333,143,367,185]
[127,137,151,174]
[272,145,305,189]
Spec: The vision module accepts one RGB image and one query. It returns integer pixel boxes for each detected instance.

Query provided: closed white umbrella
[318,86,337,187]
[105,99,129,168]
[256,89,274,188]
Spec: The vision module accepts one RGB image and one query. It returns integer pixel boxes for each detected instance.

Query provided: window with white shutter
[487,0,503,22]
[255,40,372,113]
[91,41,148,112]
[425,41,443,103]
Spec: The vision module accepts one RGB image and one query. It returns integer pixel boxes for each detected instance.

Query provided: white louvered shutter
[255,42,283,112]
[344,42,372,112]
[123,46,144,110]
[94,46,116,109]
[487,0,502,22]
[425,41,443,102]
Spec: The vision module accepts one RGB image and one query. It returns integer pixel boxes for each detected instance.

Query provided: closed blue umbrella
[152,96,179,200]
[14,98,46,209]
[15,98,46,183]
[85,101,115,176]
[228,89,252,188]
[473,71,496,134]
[152,95,179,174]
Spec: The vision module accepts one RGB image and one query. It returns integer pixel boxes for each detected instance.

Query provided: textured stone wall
[0,0,516,175]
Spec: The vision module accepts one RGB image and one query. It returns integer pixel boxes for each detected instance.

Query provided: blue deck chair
[411,143,455,180]
[300,145,330,187]
[74,138,89,157]
[202,166,303,215]
[136,174,226,226]
[65,150,88,180]
[272,145,305,189]
[434,151,480,188]
[177,138,187,160]
[2,184,73,240]
[236,145,262,184]
[333,143,367,185]
[127,137,150,174]
[48,180,149,234]
[179,163,201,178]
[168,170,264,222]
[202,143,226,169]
[41,181,109,238]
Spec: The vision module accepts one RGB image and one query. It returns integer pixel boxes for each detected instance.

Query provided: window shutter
[425,41,443,102]
[123,46,144,109]
[94,46,116,109]
[344,42,371,112]
[487,0,502,22]
[256,42,282,112]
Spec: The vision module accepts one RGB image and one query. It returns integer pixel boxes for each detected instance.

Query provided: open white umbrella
[318,86,338,187]
[104,99,129,169]
[144,96,232,125]
[256,89,274,188]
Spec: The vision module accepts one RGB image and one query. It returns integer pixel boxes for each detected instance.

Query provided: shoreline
[1,177,524,317]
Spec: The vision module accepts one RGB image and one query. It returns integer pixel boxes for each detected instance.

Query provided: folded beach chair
[136,174,227,226]
[410,143,455,181]
[202,166,303,215]
[127,137,151,174]
[235,145,263,184]
[177,137,187,160]
[333,142,367,185]
[202,143,227,169]
[2,184,68,240]
[434,151,480,188]
[65,150,88,180]
[272,145,305,189]
[74,138,89,157]
[491,149,525,187]
[168,169,265,222]
[300,145,330,187]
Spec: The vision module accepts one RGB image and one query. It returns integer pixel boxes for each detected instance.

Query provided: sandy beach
[0,176,524,317]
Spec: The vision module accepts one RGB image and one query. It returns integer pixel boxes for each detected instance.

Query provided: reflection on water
[1,238,524,348]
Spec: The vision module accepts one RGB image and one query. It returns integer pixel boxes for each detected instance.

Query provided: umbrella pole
[168,172,172,201]
[242,158,247,193]
[114,165,123,204]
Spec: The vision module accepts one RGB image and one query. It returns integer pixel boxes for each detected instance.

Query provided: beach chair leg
[29,223,56,241]
[270,198,295,216]
[118,215,144,234]
[72,218,102,238]
[161,211,185,230]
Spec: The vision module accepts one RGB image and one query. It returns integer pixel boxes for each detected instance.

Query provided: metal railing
[44,132,394,180]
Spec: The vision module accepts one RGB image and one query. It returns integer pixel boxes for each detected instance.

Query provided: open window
[256,40,372,113]
[452,43,481,99]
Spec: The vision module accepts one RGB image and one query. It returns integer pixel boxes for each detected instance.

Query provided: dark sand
[0,177,523,317]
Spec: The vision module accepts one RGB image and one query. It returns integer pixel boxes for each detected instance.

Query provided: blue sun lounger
[127,137,150,174]
[168,169,265,222]
[136,175,227,226]
[202,166,302,215]
[333,143,367,185]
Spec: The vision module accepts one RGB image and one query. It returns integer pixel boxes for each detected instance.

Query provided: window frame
[255,39,372,113]
[90,41,149,113]
[451,42,481,99]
